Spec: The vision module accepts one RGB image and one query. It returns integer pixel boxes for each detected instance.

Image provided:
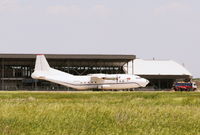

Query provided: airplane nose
[146,79,149,85]
[141,78,149,87]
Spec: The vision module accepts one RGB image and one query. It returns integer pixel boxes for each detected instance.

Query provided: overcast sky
[0,0,199,77]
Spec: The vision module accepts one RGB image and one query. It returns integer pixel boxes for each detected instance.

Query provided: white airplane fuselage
[31,55,149,90]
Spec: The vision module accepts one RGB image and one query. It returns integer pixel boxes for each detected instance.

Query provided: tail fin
[34,54,50,71]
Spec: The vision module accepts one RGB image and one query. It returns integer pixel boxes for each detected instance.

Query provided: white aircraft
[31,55,149,90]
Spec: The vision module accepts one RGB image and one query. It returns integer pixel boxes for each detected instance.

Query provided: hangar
[0,54,135,90]
[131,59,192,90]
[0,54,192,90]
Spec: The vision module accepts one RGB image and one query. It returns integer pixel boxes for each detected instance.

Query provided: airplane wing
[89,74,118,84]
[98,77,117,80]
[91,76,118,81]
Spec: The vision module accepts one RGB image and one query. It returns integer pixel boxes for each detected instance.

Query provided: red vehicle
[173,82,197,91]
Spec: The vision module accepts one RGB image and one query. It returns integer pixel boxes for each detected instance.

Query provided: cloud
[154,2,191,16]
[0,0,19,12]
[92,4,112,16]
[0,0,32,13]
[46,5,81,16]
[46,4,112,17]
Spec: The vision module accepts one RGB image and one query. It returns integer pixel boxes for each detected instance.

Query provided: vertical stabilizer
[34,54,50,71]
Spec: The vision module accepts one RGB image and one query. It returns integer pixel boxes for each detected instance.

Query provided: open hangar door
[138,75,191,90]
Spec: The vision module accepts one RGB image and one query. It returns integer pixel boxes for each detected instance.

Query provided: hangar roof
[134,59,192,77]
[0,54,135,60]
[0,54,135,67]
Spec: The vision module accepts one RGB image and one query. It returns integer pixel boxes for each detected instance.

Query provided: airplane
[31,55,149,90]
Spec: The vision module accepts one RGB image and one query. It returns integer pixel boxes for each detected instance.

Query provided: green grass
[0,91,200,135]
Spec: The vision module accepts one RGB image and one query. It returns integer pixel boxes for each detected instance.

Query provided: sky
[0,0,199,77]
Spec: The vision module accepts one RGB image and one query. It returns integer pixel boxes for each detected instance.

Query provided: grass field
[0,91,200,135]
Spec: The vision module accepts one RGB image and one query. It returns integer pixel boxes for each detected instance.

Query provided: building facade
[0,54,192,90]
